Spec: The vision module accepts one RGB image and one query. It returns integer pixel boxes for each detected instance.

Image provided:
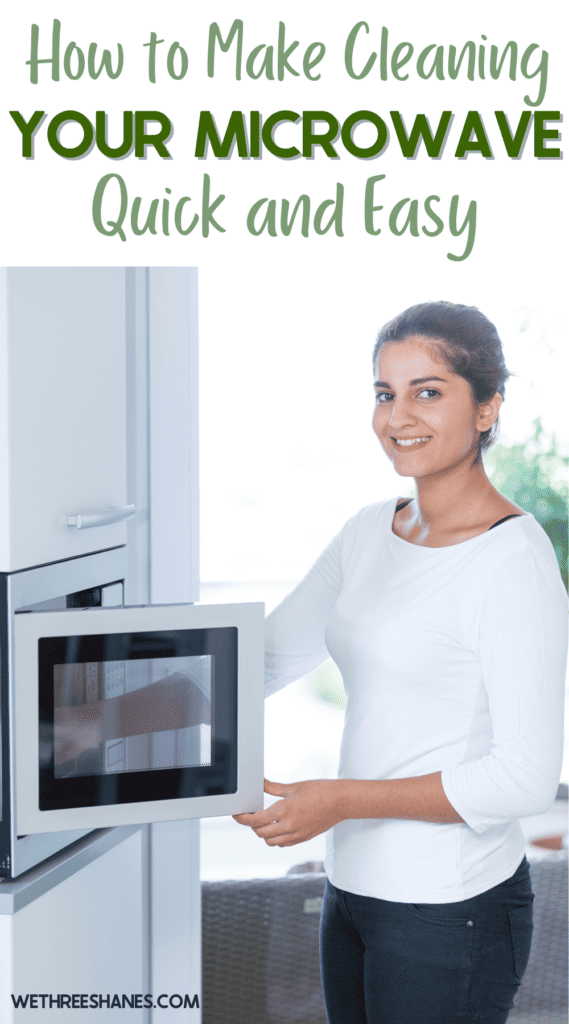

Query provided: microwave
[1,547,264,875]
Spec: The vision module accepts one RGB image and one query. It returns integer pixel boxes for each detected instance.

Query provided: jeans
[320,857,534,1024]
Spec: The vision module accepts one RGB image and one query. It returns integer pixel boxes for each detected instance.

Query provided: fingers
[232,780,323,847]
[260,825,299,847]
[233,812,264,826]
[253,819,292,840]
[233,802,284,827]
[234,779,295,824]
[233,813,321,847]
[232,807,298,844]
[264,778,293,797]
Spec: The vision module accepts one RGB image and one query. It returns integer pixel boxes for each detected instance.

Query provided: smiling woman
[234,300,568,1024]
[371,302,520,546]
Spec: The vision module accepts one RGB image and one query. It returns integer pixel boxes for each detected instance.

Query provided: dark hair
[373,300,509,456]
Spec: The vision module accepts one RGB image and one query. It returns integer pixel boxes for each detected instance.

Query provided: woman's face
[372,335,498,480]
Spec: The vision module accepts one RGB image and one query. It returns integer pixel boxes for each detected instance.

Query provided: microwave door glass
[53,655,213,779]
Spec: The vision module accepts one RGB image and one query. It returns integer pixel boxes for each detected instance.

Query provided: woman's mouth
[392,436,432,447]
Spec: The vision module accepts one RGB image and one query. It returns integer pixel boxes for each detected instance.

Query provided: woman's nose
[388,397,417,428]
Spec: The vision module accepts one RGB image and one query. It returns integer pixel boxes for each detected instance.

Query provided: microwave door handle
[67,505,136,529]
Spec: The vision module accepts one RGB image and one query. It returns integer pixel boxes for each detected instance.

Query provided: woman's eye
[375,392,393,403]
[418,388,440,399]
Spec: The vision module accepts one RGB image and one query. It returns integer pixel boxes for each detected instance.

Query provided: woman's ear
[476,392,502,432]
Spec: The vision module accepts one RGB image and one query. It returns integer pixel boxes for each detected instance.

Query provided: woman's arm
[440,544,568,833]
[340,772,464,824]
[234,773,463,847]
[264,519,349,698]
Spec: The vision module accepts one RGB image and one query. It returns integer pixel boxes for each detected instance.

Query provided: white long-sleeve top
[265,496,568,902]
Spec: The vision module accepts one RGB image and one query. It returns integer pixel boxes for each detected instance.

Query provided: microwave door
[14,602,264,835]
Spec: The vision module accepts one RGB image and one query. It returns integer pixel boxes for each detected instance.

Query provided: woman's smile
[392,435,433,447]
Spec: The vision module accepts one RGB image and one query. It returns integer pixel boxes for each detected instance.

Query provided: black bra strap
[395,498,413,512]
[488,514,522,531]
[395,500,521,532]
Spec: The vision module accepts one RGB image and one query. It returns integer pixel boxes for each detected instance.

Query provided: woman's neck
[402,459,510,544]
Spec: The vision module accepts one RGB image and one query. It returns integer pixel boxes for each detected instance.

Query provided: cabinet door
[0,268,127,571]
[0,830,145,1023]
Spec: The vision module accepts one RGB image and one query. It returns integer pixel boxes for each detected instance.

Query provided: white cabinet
[0,828,145,1023]
[0,268,127,571]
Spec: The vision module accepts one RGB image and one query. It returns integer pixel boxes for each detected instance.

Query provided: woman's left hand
[233,778,346,847]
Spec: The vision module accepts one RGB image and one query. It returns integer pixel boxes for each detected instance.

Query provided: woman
[234,301,568,1024]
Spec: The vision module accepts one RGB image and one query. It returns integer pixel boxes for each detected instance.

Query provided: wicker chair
[202,858,567,1024]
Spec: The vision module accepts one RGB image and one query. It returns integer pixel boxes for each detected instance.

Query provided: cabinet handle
[67,505,136,529]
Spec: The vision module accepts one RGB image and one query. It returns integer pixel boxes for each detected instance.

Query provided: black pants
[320,857,534,1024]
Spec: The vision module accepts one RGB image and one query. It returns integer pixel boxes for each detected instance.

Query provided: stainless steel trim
[0,827,142,914]
[67,505,135,529]
[125,267,151,607]
[7,547,127,876]
[7,548,127,610]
